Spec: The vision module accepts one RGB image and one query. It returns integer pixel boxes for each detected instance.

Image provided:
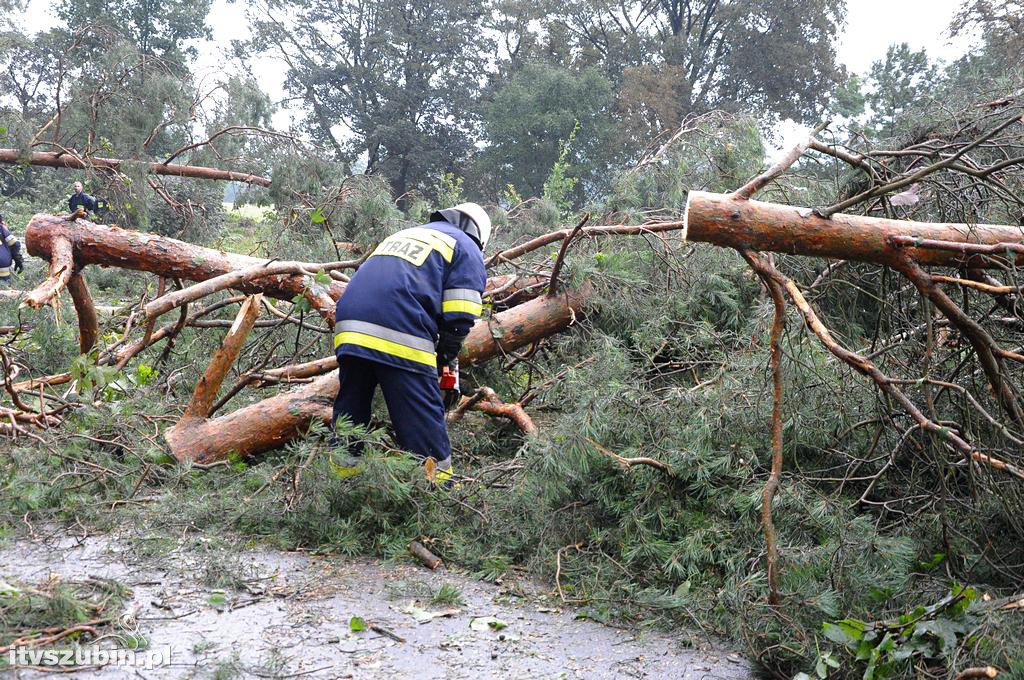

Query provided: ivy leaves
[818,585,982,679]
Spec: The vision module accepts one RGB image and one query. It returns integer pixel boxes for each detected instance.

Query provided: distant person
[69,181,97,214]
[0,214,24,286]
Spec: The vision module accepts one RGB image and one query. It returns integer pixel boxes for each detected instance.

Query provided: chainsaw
[439,358,461,410]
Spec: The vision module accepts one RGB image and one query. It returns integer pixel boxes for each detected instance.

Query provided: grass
[212,205,278,255]
[0,576,130,651]
[432,583,465,607]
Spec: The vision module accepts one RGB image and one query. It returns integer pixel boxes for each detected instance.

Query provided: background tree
[552,0,848,124]
[951,0,1023,69]
[56,0,212,61]
[245,0,490,200]
[474,63,612,201]
[865,43,938,137]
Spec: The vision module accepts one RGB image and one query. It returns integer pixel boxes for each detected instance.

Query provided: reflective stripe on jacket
[334,220,487,376]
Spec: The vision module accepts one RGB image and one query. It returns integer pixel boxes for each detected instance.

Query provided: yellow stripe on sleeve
[442,300,483,316]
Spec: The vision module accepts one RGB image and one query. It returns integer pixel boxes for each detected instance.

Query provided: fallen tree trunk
[67,271,98,353]
[28,195,1023,317]
[0,149,271,187]
[682,191,1024,268]
[24,214,346,308]
[491,193,1024,270]
[164,288,586,464]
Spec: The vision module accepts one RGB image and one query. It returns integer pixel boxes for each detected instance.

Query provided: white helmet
[434,202,491,251]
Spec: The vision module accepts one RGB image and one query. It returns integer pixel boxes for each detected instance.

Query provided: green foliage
[866,43,939,137]
[477,63,612,202]
[435,173,465,207]
[69,352,119,396]
[327,175,408,247]
[58,0,212,59]
[820,586,983,679]
[542,122,581,219]
[0,576,130,649]
[431,583,465,606]
[831,74,867,118]
[606,112,765,220]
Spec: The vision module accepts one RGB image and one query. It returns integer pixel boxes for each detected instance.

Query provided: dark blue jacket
[0,223,20,277]
[69,192,97,212]
[334,220,486,376]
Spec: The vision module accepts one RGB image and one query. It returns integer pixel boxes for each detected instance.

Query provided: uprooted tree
[4,107,1024,616]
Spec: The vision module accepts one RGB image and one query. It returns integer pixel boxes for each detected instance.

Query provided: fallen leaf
[402,601,461,624]
[349,616,367,632]
[470,616,508,631]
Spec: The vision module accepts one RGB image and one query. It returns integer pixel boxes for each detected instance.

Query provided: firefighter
[68,181,98,214]
[331,203,490,484]
[0,214,24,286]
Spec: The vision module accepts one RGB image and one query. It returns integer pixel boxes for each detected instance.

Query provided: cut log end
[408,541,442,570]
[681,191,692,243]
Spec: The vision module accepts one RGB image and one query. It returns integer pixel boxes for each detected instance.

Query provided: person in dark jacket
[0,214,24,286]
[68,181,97,214]
[331,203,491,484]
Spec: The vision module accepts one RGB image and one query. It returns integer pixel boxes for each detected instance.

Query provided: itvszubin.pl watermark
[7,644,172,670]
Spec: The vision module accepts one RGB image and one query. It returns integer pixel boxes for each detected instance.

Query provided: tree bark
[0,149,271,186]
[487,193,1024,269]
[183,294,262,420]
[164,287,587,464]
[22,234,73,309]
[67,271,98,354]
[25,214,346,304]
[683,191,1024,268]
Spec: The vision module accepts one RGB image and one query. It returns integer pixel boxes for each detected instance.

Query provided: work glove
[12,251,23,275]
[436,330,465,366]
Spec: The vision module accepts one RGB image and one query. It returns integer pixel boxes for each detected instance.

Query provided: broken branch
[182,294,263,420]
[21,235,73,309]
[0,148,272,186]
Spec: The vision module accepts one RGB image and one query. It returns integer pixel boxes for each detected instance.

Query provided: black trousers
[332,355,451,462]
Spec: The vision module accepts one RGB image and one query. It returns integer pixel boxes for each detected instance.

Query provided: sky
[19,0,978,138]
[837,0,973,74]
[775,0,975,154]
